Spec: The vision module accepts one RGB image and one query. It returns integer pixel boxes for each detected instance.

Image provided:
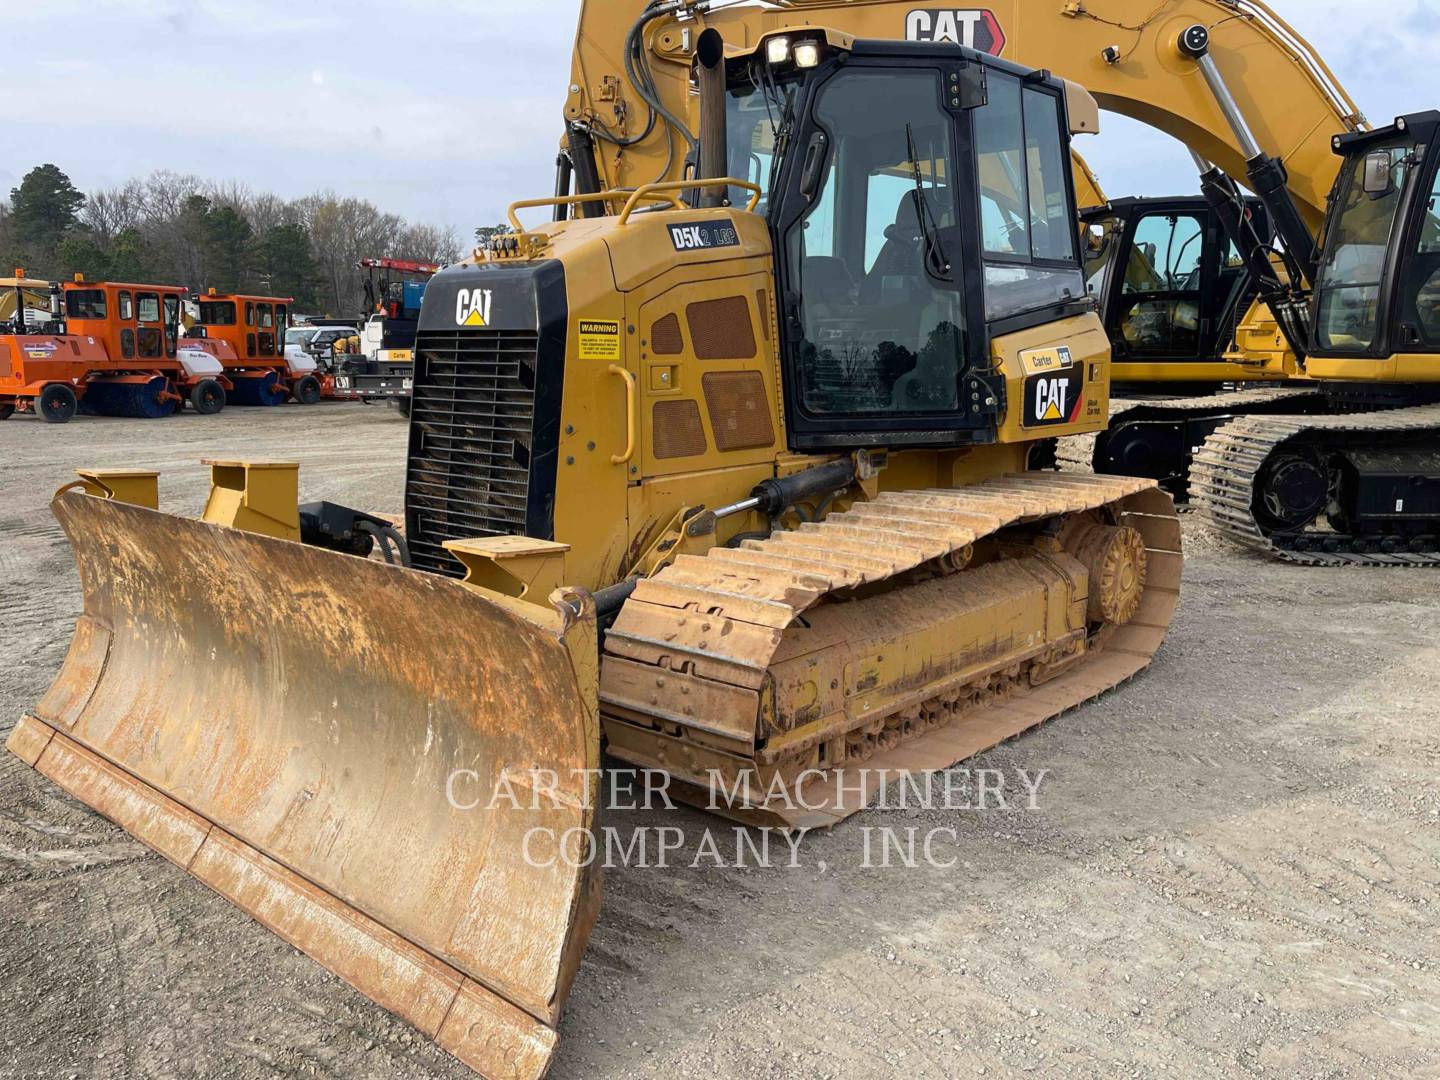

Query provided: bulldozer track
[1191,404,1440,567]
[601,472,1182,828]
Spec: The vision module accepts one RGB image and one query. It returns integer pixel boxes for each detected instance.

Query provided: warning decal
[577,319,622,361]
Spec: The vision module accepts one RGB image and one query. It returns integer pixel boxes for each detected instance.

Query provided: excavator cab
[1309,112,1440,373]
[1080,196,1272,392]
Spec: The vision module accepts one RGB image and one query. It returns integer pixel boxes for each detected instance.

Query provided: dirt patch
[1,404,1437,1078]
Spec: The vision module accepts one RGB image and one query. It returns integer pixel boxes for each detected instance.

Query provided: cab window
[245,302,256,326]
[973,73,1084,321]
[784,67,964,417]
[136,293,161,323]
[256,302,273,328]
[65,289,107,320]
[118,291,134,320]
[199,301,236,325]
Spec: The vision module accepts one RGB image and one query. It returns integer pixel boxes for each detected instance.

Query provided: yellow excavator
[5,1,1433,1077]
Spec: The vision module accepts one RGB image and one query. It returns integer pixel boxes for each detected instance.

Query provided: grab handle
[608,364,637,465]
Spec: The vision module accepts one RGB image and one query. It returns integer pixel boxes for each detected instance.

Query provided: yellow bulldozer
[9,1,1436,1077]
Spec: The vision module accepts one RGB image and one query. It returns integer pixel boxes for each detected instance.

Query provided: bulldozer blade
[8,490,603,1080]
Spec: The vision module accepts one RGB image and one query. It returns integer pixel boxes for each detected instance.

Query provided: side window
[1123,215,1204,294]
[976,75,1028,257]
[1023,90,1076,263]
[245,302,256,326]
[275,304,288,330]
[118,291,134,321]
[973,73,1084,321]
[136,293,160,323]
[257,303,273,328]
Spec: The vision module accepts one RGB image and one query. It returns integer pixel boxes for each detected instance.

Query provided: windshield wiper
[766,84,799,215]
[906,123,951,281]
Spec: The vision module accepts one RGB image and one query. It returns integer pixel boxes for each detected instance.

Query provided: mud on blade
[7,491,602,1080]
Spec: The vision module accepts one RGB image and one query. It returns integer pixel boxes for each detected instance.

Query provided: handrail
[616,178,764,226]
[608,364,637,465]
[506,189,685,233]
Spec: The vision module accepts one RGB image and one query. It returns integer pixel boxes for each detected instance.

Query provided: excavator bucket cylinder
[8,490,603,1080]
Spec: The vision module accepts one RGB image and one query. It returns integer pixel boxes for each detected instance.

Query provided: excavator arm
[562,0,1364,231]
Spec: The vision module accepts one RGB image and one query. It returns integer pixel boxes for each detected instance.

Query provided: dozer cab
[11,29,1180,1079]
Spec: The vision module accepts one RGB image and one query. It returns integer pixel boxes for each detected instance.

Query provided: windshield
[286,328,314,347]
[198,300,237,326]
[1314,138,1418,352]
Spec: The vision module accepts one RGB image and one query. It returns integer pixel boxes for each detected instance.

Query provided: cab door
[1112,210,1207,361]
[1395,154,1440,351]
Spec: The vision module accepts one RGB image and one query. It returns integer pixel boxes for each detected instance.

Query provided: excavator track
[1191,404,1440,567]
[600,473,1182,828]
[1059,389,1327,497]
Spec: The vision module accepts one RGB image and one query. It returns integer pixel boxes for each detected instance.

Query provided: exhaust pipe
[696,28,729,208]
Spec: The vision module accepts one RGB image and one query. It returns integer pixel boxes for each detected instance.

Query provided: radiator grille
[406,329,541,577]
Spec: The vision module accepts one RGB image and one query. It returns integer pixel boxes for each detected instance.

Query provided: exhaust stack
[696,28,729,208]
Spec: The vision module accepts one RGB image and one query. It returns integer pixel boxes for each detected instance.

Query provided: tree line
[0,164,465,316]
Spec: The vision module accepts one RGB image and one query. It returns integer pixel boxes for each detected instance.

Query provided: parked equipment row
[1,275,321,423]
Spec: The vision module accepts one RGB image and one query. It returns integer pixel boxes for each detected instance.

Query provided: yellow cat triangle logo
[463,308,486,327]
[1041,400,1063,421]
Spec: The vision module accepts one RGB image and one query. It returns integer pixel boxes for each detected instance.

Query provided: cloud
[11,0,1434,230]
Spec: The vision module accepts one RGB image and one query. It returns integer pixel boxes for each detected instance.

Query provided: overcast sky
[10,0,1437,236]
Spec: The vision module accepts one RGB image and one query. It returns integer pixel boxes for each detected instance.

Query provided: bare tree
[81,180,145,244]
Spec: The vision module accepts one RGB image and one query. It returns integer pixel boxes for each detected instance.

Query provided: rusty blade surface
[12,491,603,1080]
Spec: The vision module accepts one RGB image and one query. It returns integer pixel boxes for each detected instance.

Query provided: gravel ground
[1,403,1437,1079]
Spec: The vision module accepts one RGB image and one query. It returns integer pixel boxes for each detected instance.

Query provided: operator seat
[862,188,952,308]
